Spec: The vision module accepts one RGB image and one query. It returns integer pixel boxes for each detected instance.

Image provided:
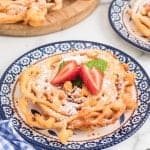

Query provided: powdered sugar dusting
[60,101,79,116]
[62,54,88,64]
[35,64,52,92]
[102,77,118,102]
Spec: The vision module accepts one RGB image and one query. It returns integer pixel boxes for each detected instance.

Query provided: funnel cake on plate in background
[128,2,150,39]
[109,0,150,52]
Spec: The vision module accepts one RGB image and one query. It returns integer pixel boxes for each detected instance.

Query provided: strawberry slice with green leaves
[51,60,79,85]
[79,65,104,95]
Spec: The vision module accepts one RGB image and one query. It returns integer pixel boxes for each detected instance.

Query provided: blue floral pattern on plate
[0,41,149,150]
[109,0,150,52]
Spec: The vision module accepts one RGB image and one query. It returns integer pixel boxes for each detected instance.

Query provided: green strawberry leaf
[58,61,66,71]
[86,59,107,72]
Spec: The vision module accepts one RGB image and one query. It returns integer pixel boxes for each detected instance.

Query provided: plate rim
[108,0,150,53]
[0,40,150,150]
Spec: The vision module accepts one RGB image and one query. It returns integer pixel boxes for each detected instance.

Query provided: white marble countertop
[0,1,149,150]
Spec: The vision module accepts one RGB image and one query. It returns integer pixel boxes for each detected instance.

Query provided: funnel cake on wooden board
[0,0,98,36]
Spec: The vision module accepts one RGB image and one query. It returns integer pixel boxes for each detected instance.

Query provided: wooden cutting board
[0,0,99,36]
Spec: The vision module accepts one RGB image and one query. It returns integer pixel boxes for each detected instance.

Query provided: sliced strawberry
[51,60,79,85]
[79,65,103,95]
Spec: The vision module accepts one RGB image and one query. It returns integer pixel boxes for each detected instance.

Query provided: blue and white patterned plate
[0,41,150,150]
[109,0,150,52]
